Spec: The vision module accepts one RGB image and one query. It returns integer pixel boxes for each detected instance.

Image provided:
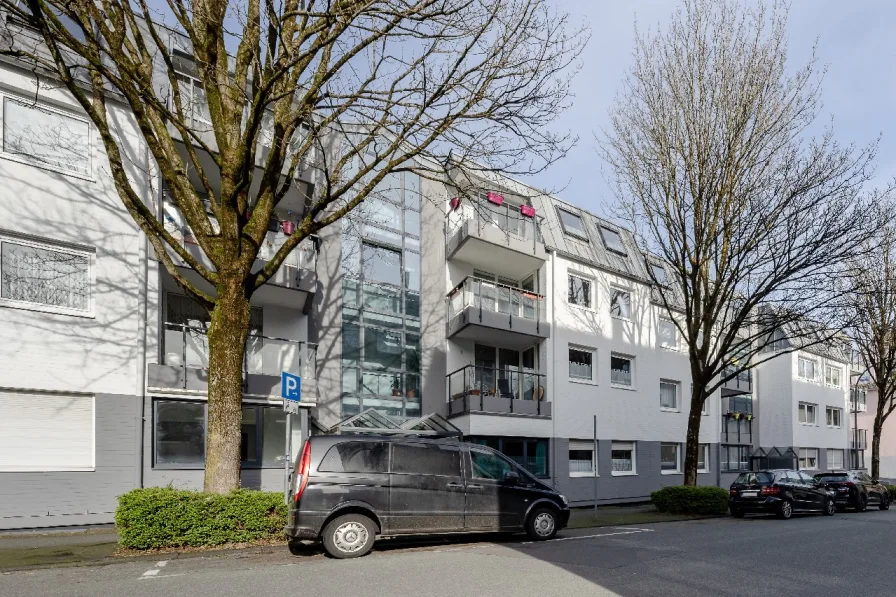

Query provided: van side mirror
[504,471,520,485]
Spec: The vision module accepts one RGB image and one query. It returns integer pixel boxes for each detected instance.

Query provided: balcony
[721,368,752,397]
[161,195,319,310]
[722,395,753,415]
[721,413,754,445]
[446,277,549,350]
[447,365,550,418]
[851,388,868,413]
[147,323,317,398]
[852,429,868,450]
[445,199,547,280]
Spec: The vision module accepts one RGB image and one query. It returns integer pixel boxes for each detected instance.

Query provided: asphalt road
[2,508,894,597]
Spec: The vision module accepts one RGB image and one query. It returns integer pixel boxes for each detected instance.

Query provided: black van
[286,435,570,558]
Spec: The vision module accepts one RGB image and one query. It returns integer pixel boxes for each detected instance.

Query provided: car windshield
[733,472,773,485]
[815,473,848,482]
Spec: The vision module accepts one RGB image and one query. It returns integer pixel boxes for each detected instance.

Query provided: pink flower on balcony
[520,205,536,217]
[486,192,504,205]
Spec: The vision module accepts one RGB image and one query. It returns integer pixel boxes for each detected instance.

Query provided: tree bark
[872,417,883,480]
[203,278,251,494]
[683,383,706,486]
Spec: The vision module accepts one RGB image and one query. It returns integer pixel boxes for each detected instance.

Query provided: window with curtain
[569,440,596,477]
[799,448,819,470]
[611,442,636,475]
[568,347,594,381]
[827,449,844,470]
[660,380,678,410]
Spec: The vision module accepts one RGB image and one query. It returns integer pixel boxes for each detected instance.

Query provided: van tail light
[761,485,780,496]
[294,441,311,503]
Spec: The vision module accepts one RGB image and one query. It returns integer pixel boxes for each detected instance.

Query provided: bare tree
[847,206,896,479]
[0,0,586,492]
[601,0,884,484]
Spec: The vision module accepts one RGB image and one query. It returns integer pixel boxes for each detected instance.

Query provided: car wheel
[776,500,793,520]
[856,494,868,512]
[526,507,558,541]
[823,498,836,516]
[321,514,376,559]
[880,493,890,511]
[730,506,745,518]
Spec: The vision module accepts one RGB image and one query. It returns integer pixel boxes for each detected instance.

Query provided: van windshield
[733,472,773,485]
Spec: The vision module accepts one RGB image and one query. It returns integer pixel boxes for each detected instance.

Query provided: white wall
[755,352,793,447]
[790,352,850,453]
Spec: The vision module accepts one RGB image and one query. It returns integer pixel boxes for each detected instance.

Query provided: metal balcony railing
[447,365,548,415]
[851,429,868,450]
[721,414,754,444]
[851,388,867,413]
[162,323,317,388]
[446,198,544,251]
[447,277,546,324]
[722,395,754,415]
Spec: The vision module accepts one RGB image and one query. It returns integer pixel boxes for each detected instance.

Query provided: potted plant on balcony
[469,382,481,396]
[391,375,401,396]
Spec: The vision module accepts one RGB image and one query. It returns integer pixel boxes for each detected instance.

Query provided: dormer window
[558,209,587,240]
[600,226,626,254]
[650,263,666,285]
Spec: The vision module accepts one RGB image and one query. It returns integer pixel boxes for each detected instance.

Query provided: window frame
[697,444,710,473]
[599,226,627,255]
[826,406,842,428]
[557,208,588,240]
[660,442,681,474]
[798,402,818,426]
[568,345,597,384]
[567,273,592,308]
[658,317,678,350]
[610,353,635,389]
[0,93,94,179]
[609,286,632,320]
[659,379,679,412]
[568,439,597,478]
[0,233,95,317]
[799,447,819,471]
[797,356,818,381]
[721,444,751,472]
[827,448,844,470]
[824,364,842,388]
[610,441,637,476]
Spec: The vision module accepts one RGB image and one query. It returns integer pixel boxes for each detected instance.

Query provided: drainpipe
[134,142,152,490]
[549,250,557,490]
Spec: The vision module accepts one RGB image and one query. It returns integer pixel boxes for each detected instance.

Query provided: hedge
[651,485,730,515]
[116,487,287,549]
[887,486,896,502]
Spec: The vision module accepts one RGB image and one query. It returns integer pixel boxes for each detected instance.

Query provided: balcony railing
[722,395,753,415]
[162,323,317,387]
[721,413,753,444]
[721,367,752,394]
[851,388,867,412]
[447,365,549,416]
[447,198,543,247]
[610,368,632,386]
[852,429,868,450]
[447,277,546,324]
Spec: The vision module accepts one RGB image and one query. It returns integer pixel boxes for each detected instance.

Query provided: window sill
[611,471,637,477]
[610,315,632,323]
[660,345,680,352]
[660,407,680,413]
[570,472,598,478]
[567,303,594,312]
[0,298,95,319]
[0,151,95,182]
[569,378,598,386]
[798,422,818,426]
[611,384,637,391]
[697,469,710,474]
[661,470,682,475]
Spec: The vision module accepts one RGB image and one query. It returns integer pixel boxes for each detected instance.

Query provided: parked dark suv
[729,470,836,519]
[286,435,570,558]
[814,470,890,512]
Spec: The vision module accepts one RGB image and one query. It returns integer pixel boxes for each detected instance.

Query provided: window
[392,443,460,477]
[558,208,587,239]
[661,443,680,473]
[799,448,819,470]
[698,444,709,473]
[825,365,842,388]
[827,449,844,470]
[650,263,666,285]
[568,274,591,307]
[721,445,750,472]
[362,242,402,286]
[569,440,596,477]
[852,450,865,469]
[0,236,91,315]
[658,318,678,348]
[2,96,91,176]
[610,288,631,319]
[568,346,595,382]
[610,354,633,387]
[0,391,94,472]
[154,401,206,467]
[318,441,389,473]
[470,448,516,480]
[797,356,817,381]
[826,406,842,428]
[600,227,626,254]
[172,51,212,126]
[611,442,636,475]
[798,402,817,425]
[660,380,679,410]
[767,329,788,351]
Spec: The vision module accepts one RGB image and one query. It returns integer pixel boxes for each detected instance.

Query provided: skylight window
[558,209,588,240]
[600,227,626,254]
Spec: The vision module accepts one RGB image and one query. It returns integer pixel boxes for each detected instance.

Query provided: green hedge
[651,485,730,515]
[886,486,896,502]
[116,487,287,549]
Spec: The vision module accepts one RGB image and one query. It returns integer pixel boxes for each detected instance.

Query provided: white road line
[522,529,652,545]
[141,569,160,577]
[139,560,170,579]
[609,527,655,532]
[156,561,168,567]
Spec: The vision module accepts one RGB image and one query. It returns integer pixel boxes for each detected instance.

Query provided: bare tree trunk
[204,279,251,494]
[872,418,883,479]
[683,384,705,486]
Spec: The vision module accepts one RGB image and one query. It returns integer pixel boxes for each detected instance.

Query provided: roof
[329,409,462,438]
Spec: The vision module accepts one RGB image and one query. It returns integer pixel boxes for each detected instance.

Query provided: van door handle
[446,482,463,490]
[467,484,483,490]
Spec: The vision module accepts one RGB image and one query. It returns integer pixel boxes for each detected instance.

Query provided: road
[2,509,893,597]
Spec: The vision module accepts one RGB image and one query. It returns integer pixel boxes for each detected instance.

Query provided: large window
[721,445,750,472]
[600,226,626,254]
[172,50,212,126]
[393,443,461,476]
[826,406,842,428]
[611,441,636,475]
[318,441,389,473]
[569,440,596,477]
[797,356,817,381]
[658,318,678,348]
[568,346,595,382]
[825,365,842,388]
[661,443,680,473]
[153,400,288,469]
[568,274,591,307]
[0,236,91,315]
[2,96,91,176]
[470,448,516,480]
[798,402,817,425]
[660,380,679,410]
[610,288,631,319]
[827,449,844,470]
[362,242,403,286]
[472,437,548,477]
[558,208,587,239]
[610,354,633,387]
[799,448,819,470]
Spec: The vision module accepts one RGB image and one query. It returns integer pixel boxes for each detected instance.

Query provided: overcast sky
[528,0,896,218]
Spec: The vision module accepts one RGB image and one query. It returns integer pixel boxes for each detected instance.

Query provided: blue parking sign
[281,372,301,401]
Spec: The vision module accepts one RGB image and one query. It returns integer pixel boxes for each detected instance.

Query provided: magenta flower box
[520,205,536,217]
[486,192,504,206]
[450,196,461,210]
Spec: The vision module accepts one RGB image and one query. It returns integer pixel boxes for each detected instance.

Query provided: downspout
[134,141,152,490]
[550,249,557,489]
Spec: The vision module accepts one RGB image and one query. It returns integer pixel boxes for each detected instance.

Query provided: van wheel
[776,500,793,519]
[880,494,890,510]
[321,514,376,559]
[526,507,558,540]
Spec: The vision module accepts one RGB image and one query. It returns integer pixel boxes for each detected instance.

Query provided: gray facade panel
[0,394,138,529]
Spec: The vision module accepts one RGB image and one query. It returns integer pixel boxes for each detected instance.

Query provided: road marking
[141,569,160,577]
[609,527,655,532]
[156,561,168,567]
[140,560,170,579]
[522,529,653,545]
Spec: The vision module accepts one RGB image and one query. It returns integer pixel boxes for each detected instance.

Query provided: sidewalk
[566,503,721,529]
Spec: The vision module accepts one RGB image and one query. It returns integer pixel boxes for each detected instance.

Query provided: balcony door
[474,344,537,400]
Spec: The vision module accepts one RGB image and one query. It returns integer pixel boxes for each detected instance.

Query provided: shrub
[116,487,287,550]
[886,485,896,502]
[651,485,730,515]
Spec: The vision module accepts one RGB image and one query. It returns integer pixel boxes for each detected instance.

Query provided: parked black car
[286,435,570,558]
[729,470,836,519]
[813,470,890,512]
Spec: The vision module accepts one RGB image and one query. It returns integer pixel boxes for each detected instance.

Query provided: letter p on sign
[281,372,302,401]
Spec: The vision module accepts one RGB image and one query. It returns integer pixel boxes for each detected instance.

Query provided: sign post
[281,372,302,504]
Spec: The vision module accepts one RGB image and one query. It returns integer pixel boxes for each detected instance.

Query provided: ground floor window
[799,448,818,470]
[851,449,865,469]
[569,440,596,477]
[698,444,710,473]
[153,399,289,469]
[721,445,750,472]
[660,443,680,473]
[827,448,844,470]
[611,441,636,475]
[470,436,548,477]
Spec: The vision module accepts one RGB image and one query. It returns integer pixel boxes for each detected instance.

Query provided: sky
[528,0,896,219]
